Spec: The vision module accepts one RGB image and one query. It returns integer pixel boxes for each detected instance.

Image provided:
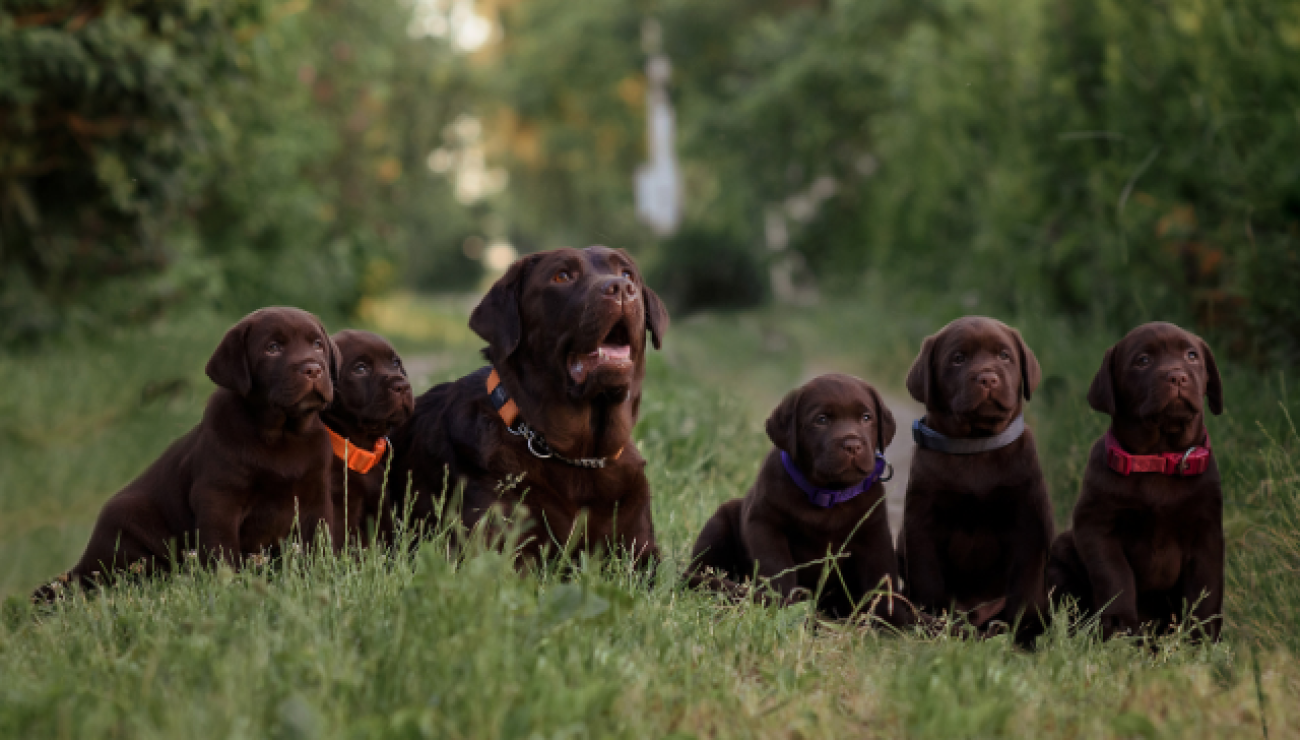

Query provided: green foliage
[0,1,479,344]
[0,0,272,341]
[480,0,1300,355]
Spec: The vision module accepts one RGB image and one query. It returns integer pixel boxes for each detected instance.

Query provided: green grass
[1,291,1297,738]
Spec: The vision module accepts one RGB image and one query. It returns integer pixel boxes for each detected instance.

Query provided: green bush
[0,1,480,344]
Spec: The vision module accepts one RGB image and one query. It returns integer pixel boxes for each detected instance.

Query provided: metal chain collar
[507,420,616,469]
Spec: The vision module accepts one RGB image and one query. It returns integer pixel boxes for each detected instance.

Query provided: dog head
[766,374,897,489]
[469,246,669,401]
[205,307,340,416]
[324,330,414,436]
[1087,322,1223,435]
[906,316,1040,436]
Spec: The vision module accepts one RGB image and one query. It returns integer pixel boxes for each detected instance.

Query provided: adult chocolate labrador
[687,374,914,625]
[1048,322,1224,640]
[898,316,1052,642]
[35,307,339,600]
[386,247,668,566]
[322,330,414,547]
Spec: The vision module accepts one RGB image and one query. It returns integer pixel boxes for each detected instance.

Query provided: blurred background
[2,0,1297,360]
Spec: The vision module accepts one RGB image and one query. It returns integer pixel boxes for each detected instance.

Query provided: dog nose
[977,371,1000,390]
[300,362,324,380]
[388,376,411,394]
[601,277,638,301]
[841,437,864,456]
[1167,368,1190,387]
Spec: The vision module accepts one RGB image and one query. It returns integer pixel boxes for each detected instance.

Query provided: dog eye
[1186,350,1199,362]
[266,342,283,355]
[861,412,872,423]
[313,339,324,351]
[393,356,403,370]
[814,414,829,425]
[1135,354,1152,368]
[553,270,574,284]
[999,349,1012,361]
[621,268,634,280]
[952,352,967,365]
[352,362,370,376]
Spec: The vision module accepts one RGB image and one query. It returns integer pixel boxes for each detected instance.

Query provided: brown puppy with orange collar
[322,330,414,547]
[899,316,1052,642]
[1048,322,1224,640]
[687,374,913,625]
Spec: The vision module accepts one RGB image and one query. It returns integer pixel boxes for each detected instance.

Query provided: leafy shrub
[649,226,768,314]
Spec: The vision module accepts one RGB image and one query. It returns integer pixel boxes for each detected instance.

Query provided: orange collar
[327,427,388,474]
[486,368,519,426]
[485,367,623,467]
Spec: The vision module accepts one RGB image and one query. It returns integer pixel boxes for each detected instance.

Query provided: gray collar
[912,414,1026,455]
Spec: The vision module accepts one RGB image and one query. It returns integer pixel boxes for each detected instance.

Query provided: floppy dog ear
[865,384,897,452]
[906,334,937,406]
[765,387,802,454]
[1200,338,1224,415]
[320,322,343,385]
[644,285,669,350]
[1087,345,1117,417]
[469,256,536,360]
[1009,325,1042,401]
[206,318,253,396]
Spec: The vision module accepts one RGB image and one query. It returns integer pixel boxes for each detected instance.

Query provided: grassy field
[1,288,1297,738]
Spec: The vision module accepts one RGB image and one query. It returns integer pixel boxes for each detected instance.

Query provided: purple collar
[780,450,891,509]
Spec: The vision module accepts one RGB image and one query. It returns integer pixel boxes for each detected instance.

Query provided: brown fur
[899,316,1053,642]
[1047,322,1224,640]
[386,247,668,566]
[686,374,915,625]
[35,307,339,600]
[322,330,414,547]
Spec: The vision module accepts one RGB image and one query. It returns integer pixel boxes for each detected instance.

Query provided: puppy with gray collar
[898,316,1052,642]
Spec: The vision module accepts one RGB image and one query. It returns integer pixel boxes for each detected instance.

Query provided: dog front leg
[900,520,947,613]
[292,482,337,555]
[1002,488,1053,642]
[1181,525,1225,641]
[847,537,914,627]
[191,489,245,568]
[1074,527,1138,638]
[742,517,800,601]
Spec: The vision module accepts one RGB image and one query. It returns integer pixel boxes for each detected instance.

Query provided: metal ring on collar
[526,435,553,459]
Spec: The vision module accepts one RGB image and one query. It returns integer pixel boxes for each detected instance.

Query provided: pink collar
[1104,430,1211,476]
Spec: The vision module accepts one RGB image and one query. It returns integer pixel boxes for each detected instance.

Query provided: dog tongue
[568,345,632,383]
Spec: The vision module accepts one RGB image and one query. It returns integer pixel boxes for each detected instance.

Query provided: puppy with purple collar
[686,374,914,625]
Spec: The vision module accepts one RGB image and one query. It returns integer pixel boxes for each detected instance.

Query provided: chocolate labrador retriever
[386,246,668,566]
[1047,322,1224,640]
[322,330,414,547]
[898,316,1052,642]
[686,374,913,624]
[35,307,339,600]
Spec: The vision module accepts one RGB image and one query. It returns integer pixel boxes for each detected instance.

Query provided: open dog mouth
[567,320,634,384]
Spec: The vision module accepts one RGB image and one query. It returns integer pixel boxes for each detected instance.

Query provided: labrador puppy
[687,374,913,624]
[35,307,339,600]
[1047,322,1224,640]
[386,247,668,566]
[322,330,414,547]
[898,316,1052,642]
